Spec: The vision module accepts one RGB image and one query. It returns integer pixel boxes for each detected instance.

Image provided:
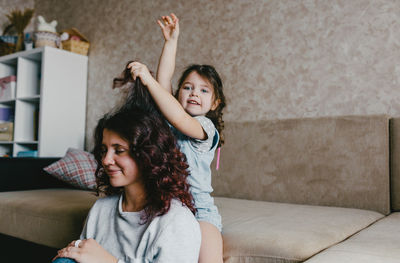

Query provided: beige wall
[5,0,400,149]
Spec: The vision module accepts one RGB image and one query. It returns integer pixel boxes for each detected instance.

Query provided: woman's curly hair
[177,64,226,146]
[93,62,195,223]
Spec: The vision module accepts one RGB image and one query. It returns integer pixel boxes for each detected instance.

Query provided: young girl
[52,77,201,263]
[128,13,226,263]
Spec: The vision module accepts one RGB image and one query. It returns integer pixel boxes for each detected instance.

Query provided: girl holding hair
[53,76,201,263]
[128,13,226,263]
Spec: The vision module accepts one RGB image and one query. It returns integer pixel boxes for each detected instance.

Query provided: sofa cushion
[44,148,97,190]
[0,189,98,248]
[215,197,384,263]
[212,116,390,215]
[303,212,400,263]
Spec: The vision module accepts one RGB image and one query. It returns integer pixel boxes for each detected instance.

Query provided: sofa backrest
[390,118,400,212]
[211,115,390,215]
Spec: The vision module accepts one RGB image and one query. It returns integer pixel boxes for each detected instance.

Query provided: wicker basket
[61,28,89,56]
[62,39,89,55]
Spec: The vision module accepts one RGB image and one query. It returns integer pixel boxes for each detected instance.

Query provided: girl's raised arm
[156,13,179,94]
[129,62,207,140]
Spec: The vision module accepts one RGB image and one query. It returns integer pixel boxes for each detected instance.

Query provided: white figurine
[37,15,57,33]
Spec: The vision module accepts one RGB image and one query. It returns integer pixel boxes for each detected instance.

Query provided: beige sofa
[0,115,399,262]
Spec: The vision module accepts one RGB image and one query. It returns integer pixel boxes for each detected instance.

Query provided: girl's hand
[53,239,118,263]
[157,13,179,41]
[128,61,155,87]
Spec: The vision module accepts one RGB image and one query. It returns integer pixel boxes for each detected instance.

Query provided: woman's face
[101,129,143,189]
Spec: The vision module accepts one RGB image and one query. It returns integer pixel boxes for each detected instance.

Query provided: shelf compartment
[0,60,17,78]
[13,142,38,157]
[16,57,41,98]
[14,100,39,142]
[0,143,13,157]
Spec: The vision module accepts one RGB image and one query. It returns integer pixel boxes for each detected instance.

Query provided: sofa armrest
[0,157,73,191]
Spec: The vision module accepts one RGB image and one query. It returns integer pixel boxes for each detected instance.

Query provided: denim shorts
[193,193,222,232]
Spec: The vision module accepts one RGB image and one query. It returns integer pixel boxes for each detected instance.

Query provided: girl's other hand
[53,239,118,263]
[128,61,155,87]
[157,13,179,41]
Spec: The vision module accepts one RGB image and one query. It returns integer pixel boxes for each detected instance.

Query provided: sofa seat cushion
[304,212,400,263]
[215,197,384,263]
[0,189,97,248]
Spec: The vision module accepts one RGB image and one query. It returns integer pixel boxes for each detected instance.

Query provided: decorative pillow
[43,148,97,190]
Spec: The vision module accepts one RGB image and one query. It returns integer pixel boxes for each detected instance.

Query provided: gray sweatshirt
[80,195,201,263]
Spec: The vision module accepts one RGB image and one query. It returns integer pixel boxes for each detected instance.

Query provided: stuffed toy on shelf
[34,15,61,49]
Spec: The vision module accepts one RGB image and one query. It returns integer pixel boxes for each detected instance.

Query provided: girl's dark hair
[177,64,226,146]
[93,62,195,223]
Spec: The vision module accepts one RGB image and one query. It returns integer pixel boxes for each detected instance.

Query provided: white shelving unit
[0,46,88,157]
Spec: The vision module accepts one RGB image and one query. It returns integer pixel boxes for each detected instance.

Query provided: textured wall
[31,0,400,149]
[0,0,35,33]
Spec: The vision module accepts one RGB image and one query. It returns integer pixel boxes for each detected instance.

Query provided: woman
[53,77,201,263]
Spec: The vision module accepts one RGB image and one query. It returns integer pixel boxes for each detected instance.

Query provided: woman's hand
[157,13,179,42]
[128,61,156,87]
[53,239,118,263]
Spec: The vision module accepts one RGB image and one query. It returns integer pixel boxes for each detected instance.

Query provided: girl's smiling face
[178,71,219,116]
[101,129,143,189]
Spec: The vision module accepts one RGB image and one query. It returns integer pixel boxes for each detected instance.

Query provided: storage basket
[61,28,89,56]
[0,106,13,122]
[0,122,13,141]
[0,75,16,101]
[0,38,15,56]
[62,39,89,55]
[0,36,18,45]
